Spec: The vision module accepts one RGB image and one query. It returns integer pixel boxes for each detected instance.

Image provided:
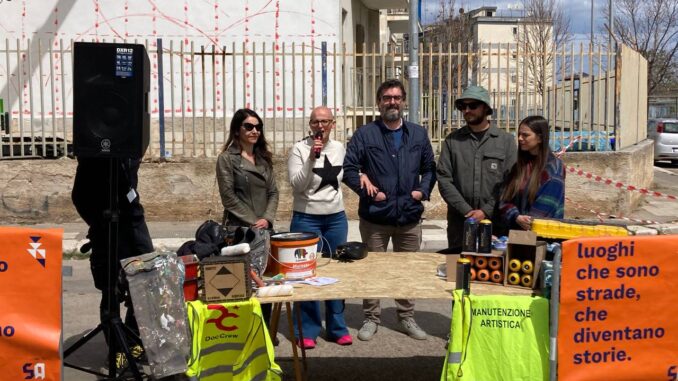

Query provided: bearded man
[343,79,437,341]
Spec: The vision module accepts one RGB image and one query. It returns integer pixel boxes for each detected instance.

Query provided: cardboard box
[445,254,461,282]
[461,250,506,286]
[446,251,507,287]
[504,230,546,290]
[200,254,252,302]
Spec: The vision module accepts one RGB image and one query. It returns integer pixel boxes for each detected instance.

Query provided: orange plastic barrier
[559,236,678,381]
[0,227,62,380]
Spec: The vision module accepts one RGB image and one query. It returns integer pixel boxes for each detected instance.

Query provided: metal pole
[157,38,166,159]
[608,0,614,50]
[549,244,562,381]
[590,0,595,48]
[409,0,420,124]
[322,41,327,106]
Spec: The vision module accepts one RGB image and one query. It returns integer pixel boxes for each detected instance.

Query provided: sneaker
[357,320,378,341]
[297,338,316,349]
[398,318,427,340]
[335,335,353,346]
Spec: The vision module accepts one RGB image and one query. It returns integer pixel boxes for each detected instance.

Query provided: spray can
[455,258,471,295]
[478,219,493,253]
[462,217,478,252]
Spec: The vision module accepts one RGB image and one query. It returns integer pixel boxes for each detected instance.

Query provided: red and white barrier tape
[565,166,678,201]
[565,197,661,225]
[553,135,668,224]
[554,136,581,158]
[553,135,677,201]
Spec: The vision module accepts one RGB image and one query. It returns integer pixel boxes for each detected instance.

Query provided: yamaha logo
[101,139,111,152]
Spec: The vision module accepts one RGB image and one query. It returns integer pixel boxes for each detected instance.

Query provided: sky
[421,0,612,44]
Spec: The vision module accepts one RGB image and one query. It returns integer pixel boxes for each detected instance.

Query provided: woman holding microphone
[287,106,352,349]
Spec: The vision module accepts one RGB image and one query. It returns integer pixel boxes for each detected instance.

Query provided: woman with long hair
[499,115,565,230]
[216,108,278,229]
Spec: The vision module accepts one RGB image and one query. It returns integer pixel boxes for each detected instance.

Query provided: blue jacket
[343,119,436,226]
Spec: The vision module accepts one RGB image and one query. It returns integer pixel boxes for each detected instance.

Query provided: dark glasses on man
[242,123,263,132]
[456,101,482,111]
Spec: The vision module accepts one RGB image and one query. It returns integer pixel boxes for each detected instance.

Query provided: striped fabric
[500,153,566,228]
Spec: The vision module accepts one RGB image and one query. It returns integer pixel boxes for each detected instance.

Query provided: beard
[463,113,486,126]
[381,107,401,122]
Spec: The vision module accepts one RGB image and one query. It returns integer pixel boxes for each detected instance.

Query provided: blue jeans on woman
[291,211,349,341]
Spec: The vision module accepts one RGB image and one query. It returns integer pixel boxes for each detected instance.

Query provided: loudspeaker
[73,42,150,158]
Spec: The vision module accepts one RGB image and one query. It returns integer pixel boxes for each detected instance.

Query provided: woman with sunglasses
[217,108,279,229]
[499,115,565,230]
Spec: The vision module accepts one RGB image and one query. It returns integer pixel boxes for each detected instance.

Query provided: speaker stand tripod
[64,158,146,380]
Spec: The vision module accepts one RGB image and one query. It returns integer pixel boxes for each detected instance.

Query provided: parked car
[647,118,678,164]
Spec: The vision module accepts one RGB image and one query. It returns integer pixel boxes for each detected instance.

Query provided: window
[512,27,518,35]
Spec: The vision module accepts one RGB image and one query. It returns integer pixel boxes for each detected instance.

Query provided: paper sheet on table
[285,277,339,286]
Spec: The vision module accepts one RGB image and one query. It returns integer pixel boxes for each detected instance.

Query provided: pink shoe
[297,338,316,349]
[335,335,353,346]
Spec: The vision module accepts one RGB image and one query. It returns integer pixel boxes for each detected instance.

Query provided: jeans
[291,211,350,340]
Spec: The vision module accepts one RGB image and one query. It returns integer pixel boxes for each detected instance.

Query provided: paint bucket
[265,232,319,279]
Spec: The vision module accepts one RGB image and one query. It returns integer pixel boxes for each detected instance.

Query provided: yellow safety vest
[442,290,550,381]
[186,299,282,381]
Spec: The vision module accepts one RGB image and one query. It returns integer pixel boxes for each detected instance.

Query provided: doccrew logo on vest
[26,236,46,267]
[23,362,46,380]
[206,305,240,340]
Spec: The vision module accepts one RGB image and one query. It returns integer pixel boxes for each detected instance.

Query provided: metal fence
[0,39,641,159]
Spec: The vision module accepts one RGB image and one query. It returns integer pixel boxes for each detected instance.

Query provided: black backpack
[177,220,226,259]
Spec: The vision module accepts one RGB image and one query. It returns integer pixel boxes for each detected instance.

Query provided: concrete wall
[0,139,654,225]
[618,45,649,149]
[561,139,654,218]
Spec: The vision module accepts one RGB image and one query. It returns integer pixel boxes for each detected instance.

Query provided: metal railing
[0,39,638,159]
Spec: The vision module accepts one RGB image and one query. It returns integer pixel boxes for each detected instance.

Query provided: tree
[419,1,474,90]
[424,0,473,48]
[608,0,678,93]
[515,0,573,95]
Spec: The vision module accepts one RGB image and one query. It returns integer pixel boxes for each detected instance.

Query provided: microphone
[313,130,323,159]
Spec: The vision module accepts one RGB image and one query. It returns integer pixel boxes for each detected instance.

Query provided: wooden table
[258,252,533,381]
